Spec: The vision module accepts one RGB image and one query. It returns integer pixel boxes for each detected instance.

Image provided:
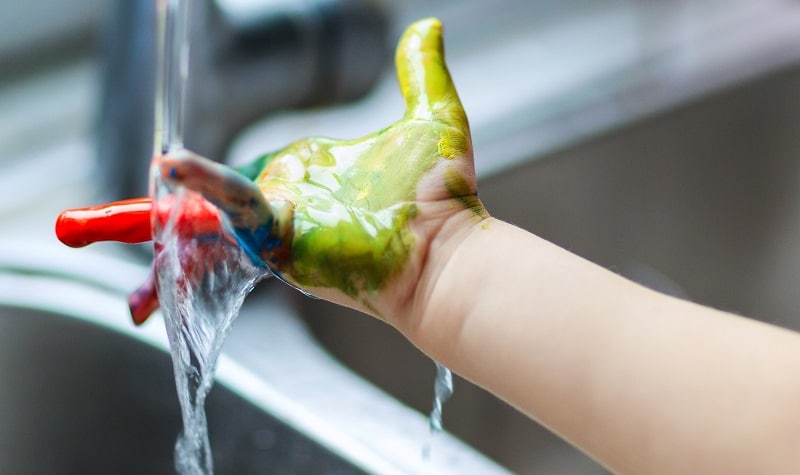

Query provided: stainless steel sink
[0,306,363,475]
[0,248,363,474]
[294,64,800,473]
[0,243,508,474]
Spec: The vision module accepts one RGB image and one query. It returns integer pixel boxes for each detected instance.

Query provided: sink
[0,249,364,474]
[0,306,362,475]
[0,242,508,474]
[294,64,800,473]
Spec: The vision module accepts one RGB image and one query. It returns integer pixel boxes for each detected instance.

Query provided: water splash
[153,175,268,474]
[423,361,454,459]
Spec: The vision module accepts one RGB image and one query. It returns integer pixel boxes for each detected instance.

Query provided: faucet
[96,0,388,201]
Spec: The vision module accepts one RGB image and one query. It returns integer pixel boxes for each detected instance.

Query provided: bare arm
[400,212,800,474]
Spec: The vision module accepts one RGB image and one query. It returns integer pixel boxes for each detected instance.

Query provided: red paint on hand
[128,270,160,326]
[55,197,153,247]
[56,192,227,325]
[55,194,224,247]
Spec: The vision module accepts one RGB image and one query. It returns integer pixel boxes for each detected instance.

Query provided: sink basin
[0,242,508,474]
[0,250,365,474]
[295,64,800,473]
[0,306,361,475]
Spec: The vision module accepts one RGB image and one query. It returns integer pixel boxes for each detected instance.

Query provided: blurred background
[3,0,800,473]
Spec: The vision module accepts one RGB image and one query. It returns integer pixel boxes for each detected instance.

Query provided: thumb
[396,18,467,131]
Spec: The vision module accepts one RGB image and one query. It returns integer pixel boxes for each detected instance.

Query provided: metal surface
[0,243,510,474]
[0,306,363,475]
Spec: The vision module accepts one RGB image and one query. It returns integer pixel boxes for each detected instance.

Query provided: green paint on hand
[231,18,479,301]
[290,203,418,297]
[444,167,487,219]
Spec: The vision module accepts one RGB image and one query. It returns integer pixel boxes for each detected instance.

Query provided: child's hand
[56,18,486,325]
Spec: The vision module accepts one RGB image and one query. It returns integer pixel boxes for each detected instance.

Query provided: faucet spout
[97,0,388,201]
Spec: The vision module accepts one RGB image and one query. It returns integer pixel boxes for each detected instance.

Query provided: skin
[416,217,800,474]
[56,17,800,473]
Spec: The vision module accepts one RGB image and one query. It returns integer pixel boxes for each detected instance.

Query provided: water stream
[429,362,454,432]
[152,2,272,473]
[424,362,454,459]
[153,179,268,474]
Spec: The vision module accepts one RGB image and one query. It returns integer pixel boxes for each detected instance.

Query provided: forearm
[404,215,800,474]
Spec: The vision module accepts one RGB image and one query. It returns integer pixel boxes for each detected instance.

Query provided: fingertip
[55,210,87,248]
[158,155,181,182]
[129,273,159,326]
[157,149,202,181]
[397,17,443,61]
[55,199,153,247]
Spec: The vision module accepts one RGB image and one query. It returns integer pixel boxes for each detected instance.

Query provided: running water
[151,1,271,473]
[150,0,280,475]
[423,361,454,459]
[153,177,268,474]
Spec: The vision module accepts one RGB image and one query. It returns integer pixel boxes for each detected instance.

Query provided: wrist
[395,207,491,345]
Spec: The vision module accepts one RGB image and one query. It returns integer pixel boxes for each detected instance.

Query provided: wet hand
[56,18,486,325]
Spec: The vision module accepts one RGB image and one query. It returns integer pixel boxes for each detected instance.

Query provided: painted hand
[55,18,486,325]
